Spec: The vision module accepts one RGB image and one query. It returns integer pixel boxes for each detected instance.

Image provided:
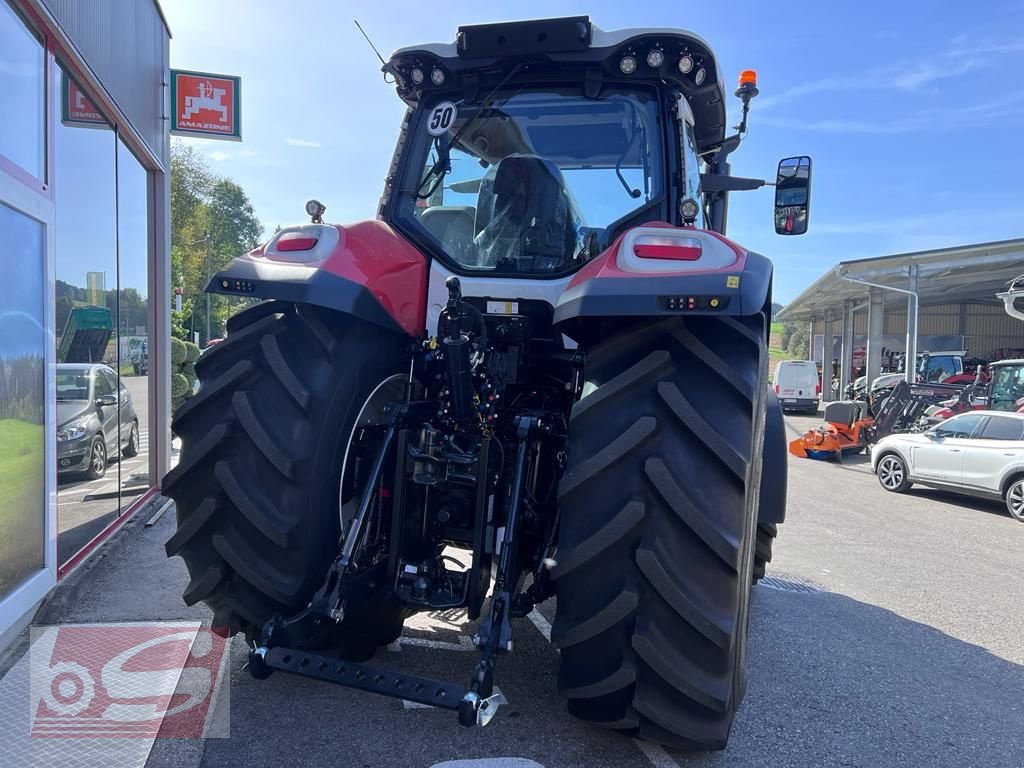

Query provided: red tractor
[162,17,808,750]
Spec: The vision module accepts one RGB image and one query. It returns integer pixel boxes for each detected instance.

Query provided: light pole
[186,232,211,344]
[204,232,212,344]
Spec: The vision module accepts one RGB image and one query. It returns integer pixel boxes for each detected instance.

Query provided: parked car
[56,363,139,479]
[870,410,1024,521]
[774,359,820,413]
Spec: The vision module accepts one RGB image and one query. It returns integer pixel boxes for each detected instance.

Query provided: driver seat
[474,154,576,268]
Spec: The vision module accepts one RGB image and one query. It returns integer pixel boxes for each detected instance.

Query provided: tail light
[775,383,780,394]
[276,231,319,252]
[816,383,821,396]
[632,234,702,261]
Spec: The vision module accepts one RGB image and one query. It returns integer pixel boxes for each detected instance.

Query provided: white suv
[871,411,1024,521]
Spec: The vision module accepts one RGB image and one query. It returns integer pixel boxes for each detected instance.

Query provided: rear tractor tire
[753,390,786,584]
[162,301,410,659]
[553,314,768,750]
[752,523,776,583]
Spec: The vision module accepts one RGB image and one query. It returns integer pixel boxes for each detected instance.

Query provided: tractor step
[248,645,467,712]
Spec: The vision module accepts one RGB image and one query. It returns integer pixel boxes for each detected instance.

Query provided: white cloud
[759,91,1024,134]
[756,36,1022,112]
[238,148,259,158]
[207,150,230,162]
[285,137,322,148]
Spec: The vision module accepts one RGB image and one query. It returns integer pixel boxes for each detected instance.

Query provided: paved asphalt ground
[27,410,1024,768]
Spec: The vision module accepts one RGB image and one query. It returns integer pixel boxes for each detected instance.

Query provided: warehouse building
[778,238,1024,400]
[0,0,171,646]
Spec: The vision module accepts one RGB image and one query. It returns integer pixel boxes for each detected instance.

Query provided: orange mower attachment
[789,418,873,460]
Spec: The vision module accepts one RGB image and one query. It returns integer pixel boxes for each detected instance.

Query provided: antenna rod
[354,19,387,66]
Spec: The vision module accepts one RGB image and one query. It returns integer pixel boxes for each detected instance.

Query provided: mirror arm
[699,173,766,192]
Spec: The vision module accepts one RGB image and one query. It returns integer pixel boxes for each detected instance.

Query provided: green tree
[780,321,796,350]
[55,295,74,335]
[170,140,264,344]
[788,325,810,358]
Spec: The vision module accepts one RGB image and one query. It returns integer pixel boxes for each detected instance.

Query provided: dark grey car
[56,363,139,479]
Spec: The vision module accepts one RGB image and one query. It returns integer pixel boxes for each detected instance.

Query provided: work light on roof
[694,67,707,86]
[678,54,694,74]
[619,55,637,74]
[305,199,326,223]
[646,49,664,68]
[430,68,445,85]
[680,197,700,224]
[410,68,425,85]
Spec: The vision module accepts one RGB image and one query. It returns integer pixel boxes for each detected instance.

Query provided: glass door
[0,0,57,635]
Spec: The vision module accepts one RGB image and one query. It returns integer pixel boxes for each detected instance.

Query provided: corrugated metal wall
[839,302,1024,360]
[42,0,168,168]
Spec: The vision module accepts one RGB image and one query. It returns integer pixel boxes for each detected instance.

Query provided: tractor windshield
[394,86,665,275]
[989,365,1024,411]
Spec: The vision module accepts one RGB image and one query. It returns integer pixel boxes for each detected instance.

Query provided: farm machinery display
[789,380,976,460]
[161,17,809,750]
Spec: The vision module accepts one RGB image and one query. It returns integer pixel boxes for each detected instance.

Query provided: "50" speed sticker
[427,101,457,136]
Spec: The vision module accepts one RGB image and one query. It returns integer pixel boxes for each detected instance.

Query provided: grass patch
[768,345,790,381]
[0,419,45,597]
[770,321,785,336]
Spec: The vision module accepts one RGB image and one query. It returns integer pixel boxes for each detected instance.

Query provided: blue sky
[163,0,1024,303]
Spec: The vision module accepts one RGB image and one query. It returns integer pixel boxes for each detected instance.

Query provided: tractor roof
[385,16,728,153]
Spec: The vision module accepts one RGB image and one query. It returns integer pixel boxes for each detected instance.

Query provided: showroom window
[116,138,151,510]
[0,0,45,180]
[0,201,47,602]
[51,58,155,570]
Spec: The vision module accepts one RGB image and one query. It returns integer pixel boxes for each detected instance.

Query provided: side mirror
[774,156,812,235]
[96,394,117,407]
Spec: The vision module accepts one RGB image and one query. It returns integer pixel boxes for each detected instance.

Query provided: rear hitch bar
[246,646,507,726]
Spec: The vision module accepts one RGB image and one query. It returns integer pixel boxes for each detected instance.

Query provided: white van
[774,360,820,413]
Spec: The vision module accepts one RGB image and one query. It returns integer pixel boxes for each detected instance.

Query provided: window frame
[388,82,673,279]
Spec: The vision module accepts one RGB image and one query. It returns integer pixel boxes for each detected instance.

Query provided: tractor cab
[987,360,1024,412]
[378,16,809,278]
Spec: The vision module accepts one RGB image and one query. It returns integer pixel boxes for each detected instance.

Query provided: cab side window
[977,416,1024,441]
[933,413,984,439]
[93,370,113,399]
[94,369,114,398]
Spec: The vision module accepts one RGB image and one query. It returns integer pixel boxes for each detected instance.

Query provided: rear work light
[632,234,702,261]
[276,232,320,252]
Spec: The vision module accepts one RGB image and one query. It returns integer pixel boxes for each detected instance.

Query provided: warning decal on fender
[486,301,519,315]
[726,275,740,288]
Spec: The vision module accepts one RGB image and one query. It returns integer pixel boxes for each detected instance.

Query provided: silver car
[871,411,1024,521]
[56,363,139,479]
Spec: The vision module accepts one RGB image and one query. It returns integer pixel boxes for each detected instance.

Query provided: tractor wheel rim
[337,373,408,529]
[1009,484,1024,515]
[92,442,105,473]
[879,457,902,488]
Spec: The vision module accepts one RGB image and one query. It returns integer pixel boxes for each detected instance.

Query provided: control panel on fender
[219,278,256,294]
[658,295,731,311]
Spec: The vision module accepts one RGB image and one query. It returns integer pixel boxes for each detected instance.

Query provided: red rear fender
[208,220,428,337]
[554,223,773,345]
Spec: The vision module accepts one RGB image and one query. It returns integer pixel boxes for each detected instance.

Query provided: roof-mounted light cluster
[396,58,447,92]
[616,42,708,88]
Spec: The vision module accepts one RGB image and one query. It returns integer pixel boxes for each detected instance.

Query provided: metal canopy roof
[778,237,1024,321]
